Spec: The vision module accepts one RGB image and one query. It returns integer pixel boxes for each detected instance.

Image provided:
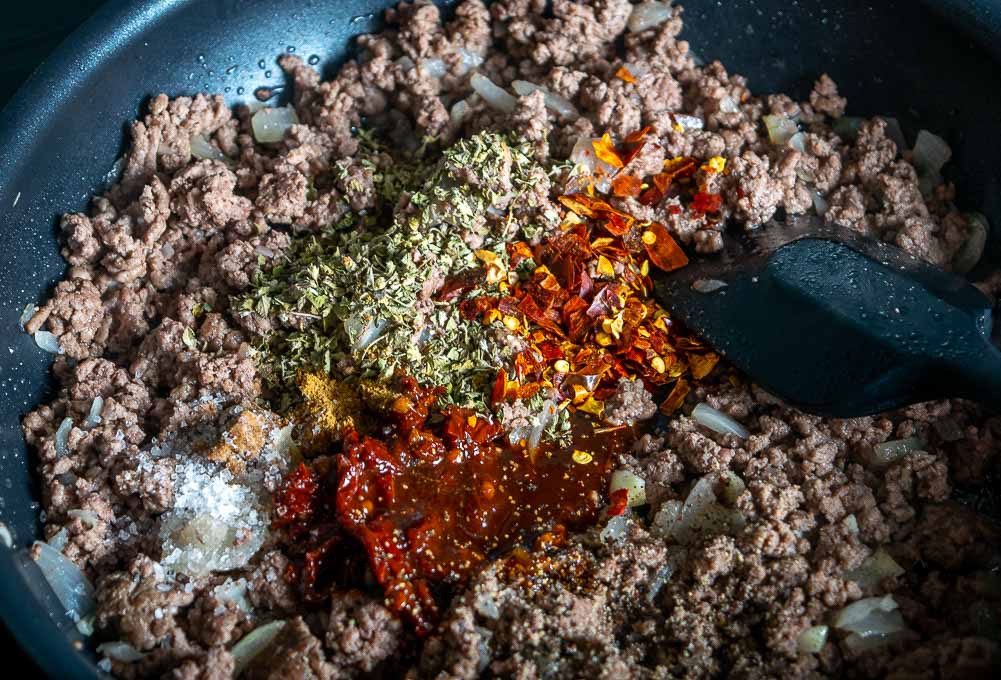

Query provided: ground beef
[19,2,1000,679]
[603,377,657,426]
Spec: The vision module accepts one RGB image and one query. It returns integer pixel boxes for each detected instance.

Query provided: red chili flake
[611,174,644,198]
[615,66,637,84]
[592,132,624,168]
[507,241,535,268]
[642,222,689,272]
[603,211,633,236]
[608,488,630,516]
[691,192,723,214]
[491,368,508,406]
[623,127,651,145]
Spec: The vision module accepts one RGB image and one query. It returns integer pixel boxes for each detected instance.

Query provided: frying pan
[0,0,998,677]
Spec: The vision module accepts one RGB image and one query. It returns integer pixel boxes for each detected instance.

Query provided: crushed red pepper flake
[611,174,644,198]
[615,65,637,84]
[592,132,624,168]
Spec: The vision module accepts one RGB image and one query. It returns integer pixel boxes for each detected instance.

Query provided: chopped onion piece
[419,58,447,78]
[719,472,745,506]
[97,641,145,663]
[231,620,287,676]
[627,1,673,33]
[34,330,64,355]
[846,547,904,590]
[453,48,484,76]
[672,114,704,131]
[251,106,299,144]
[833,595,899,630]
[19,303,37,329]
[84,397,104,429]
[844,514,859,534]
[470,73,516,113]
[48,528,69,551]
[796,625,829,654]
[912,129,951,177]
[692,278,727,294]
[954,212,989,273]
[396,56,415,72]
[788,131,808,152]
[32,541,96,634]
[450,99,471,127]
[511,80,579,119]
[763,115,798,145]
[254,245,276,259]
[719,96,739,114]
[692,403,749,438]
[870,437,923,466]
[190,134,228,162]
[55,417,73,458]
[610,469,647,508]
[68,509,100,529]
[527,400,557,452]
[812,190,829,217]
[600,513,631,543]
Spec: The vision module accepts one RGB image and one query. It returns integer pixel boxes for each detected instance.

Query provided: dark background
[1,5,106,669]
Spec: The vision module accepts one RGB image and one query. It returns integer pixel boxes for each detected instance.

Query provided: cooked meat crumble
[19,1,1000,678]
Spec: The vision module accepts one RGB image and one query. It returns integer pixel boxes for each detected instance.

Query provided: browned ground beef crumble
[21,1,1001,678]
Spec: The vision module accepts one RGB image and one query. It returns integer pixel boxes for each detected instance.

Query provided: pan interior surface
[0,1,998,677]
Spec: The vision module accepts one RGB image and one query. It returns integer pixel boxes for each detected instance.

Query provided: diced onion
[251,106,299,144]
[763,115,798,145]
[870,437,923,466]
[32,541,96,635]
[627,1,673,33]
[19,303,37,329]
[68,509,100,529]
[419,58,447,78]
[55,417,73,458]
[599,513,631,543]
[652,474,745,544]
[527,400,557,452]
[812,190,829,217]
[912,130,951,177]
[450,99,471,127]
[833,595,903,631]
[610,469,647,508]
[254,245,276,259]
[692,403,749,438]
[511,80,579,119]
[97,641,145,663]
[34,330,64,355]
[796,625,829,654]
[788,131,808,153]
[231,620,287,676]
[954,212,989,273]
[692,278,727,294]
[190,134,228,162]
[844,514,859,534]
[470,73,517,113]
[48,528,69,551]
[453,48,485,76]
[672,114,704,131]
[846,547,904,590]
[396,56,415,71]
[719,96,739,114]
[84,397,104,429]
[719,471,745,506]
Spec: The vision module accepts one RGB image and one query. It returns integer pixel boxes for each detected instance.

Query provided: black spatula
[652,220,1001,417]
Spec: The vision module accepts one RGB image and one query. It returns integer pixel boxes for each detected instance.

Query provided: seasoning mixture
[19,1,1001,678]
